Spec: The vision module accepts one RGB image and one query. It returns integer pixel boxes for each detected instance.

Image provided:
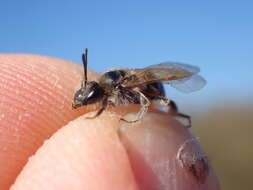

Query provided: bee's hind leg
[159,98,191,128]
[121,91,150,123]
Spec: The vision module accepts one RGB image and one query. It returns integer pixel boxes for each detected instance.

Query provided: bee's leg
[85,99,107,119]
[121,91,150,123]
[159,98,191,128]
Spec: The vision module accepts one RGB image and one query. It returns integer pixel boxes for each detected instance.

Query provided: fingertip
[11,112,139,190]
[0,54,96,189]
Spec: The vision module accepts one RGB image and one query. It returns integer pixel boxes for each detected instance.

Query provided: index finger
[0,54,91,189]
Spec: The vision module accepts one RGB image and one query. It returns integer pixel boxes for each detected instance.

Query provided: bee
[72,49,206,127]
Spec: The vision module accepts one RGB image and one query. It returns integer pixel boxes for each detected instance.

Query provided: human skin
[0,54,220,190]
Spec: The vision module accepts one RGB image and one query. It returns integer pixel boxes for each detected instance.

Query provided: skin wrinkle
[0,65,67,109]
[0,73,59,111]
[0,54,74,73]
[5,107,70,136]
[1,61,85,129]
[0,94,54,139]
[0,55,83,94]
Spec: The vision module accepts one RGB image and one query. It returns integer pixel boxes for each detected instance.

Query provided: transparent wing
[147,62,200,75]
[166,74,206,93]
[123,62,201,88]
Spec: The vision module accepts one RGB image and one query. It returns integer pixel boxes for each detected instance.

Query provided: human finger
[0,54,93,189]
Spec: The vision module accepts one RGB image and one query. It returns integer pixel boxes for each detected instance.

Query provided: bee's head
[72,81,105,109]
[73,49,105,109]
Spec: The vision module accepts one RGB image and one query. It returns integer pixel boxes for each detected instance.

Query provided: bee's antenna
[81,48,88,88]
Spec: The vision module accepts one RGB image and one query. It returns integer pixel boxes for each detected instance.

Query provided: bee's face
[72,81,105,109]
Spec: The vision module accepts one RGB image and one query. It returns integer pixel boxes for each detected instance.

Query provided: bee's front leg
[85,99,108,119]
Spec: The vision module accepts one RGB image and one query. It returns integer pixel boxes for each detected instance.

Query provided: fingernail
[176,138,210,184]
[117,112,219,189]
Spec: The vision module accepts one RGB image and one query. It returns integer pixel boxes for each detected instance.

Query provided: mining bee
[72,49,206,127]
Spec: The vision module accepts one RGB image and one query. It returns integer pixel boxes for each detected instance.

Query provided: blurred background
[0,0,252,189]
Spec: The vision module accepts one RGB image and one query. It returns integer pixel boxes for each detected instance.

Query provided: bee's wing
[147,62,200,74]
[166,74,206,93]
[124,62,206,92]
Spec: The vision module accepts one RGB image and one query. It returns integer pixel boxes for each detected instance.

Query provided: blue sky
[0,0,252,109]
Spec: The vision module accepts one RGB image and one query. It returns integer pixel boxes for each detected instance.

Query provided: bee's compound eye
[73,89,86,109]
[74,89,84,101]
[84,82,105,104]
[78,93,83,98]
[87,90,94,98]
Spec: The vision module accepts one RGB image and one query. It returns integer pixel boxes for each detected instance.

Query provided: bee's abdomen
[142,82,166,100]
